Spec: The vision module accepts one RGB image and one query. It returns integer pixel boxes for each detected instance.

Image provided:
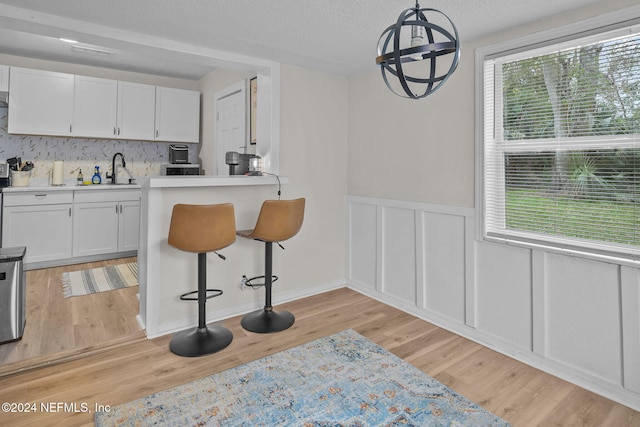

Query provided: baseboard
[145,279,346,339]
[25,251,137,271]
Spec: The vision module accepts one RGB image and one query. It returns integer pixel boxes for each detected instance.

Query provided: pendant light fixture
[376,2,460,100]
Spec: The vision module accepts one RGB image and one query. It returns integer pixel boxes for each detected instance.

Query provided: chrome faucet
[111,152,125,184]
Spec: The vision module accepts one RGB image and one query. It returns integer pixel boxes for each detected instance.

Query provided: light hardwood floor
[0,257,143,374]
[0,275,638,425]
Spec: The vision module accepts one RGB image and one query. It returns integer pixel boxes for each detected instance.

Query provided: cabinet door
[73,76,118,138]
[155,86,200,142]
[8,67,74,136]
[118,200,140,252]
[0,65,8,92]
[117,81,156,140]
[72,202,119,257]
[2,204,73,264]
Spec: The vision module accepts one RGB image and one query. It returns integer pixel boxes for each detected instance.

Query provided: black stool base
[169,325,233,357]
[241,309,295,333]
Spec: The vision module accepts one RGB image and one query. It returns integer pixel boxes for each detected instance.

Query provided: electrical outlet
[239,275,248,290]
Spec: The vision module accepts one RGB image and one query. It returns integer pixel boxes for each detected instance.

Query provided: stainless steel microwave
[160,164,201,175]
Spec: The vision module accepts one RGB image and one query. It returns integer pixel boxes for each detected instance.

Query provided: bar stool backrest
[168,203,236,253]
[249,198,305,243]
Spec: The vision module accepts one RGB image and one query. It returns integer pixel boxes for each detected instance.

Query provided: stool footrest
[244,275,278,288]
[179,289,223,301]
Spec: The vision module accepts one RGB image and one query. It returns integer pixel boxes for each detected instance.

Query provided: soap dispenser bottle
[91,166,102,184]
[77,169,83,186]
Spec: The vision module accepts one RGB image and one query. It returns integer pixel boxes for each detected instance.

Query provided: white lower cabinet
[118,200,141,252]
[73,190,140,257]
[2,191,73,264]
[2,188,140,266]
[72,201,120,257]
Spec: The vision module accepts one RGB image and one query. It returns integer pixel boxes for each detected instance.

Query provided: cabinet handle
[113,127,116,135]
[120,204,123,214]
[69,207,71,217]
[34,194,47,199]
[117,127,120,135]
[156,130,159,138]
[116,205,119,214]
[70,124,72,133]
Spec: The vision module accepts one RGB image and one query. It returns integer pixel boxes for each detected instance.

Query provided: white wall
[277,64,348,287]
[197,63,349,291]
[347,70,475,207]
[345,0,640,411]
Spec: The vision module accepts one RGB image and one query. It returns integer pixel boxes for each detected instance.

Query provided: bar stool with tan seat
[238,198,305,333]
[167,203,236,357]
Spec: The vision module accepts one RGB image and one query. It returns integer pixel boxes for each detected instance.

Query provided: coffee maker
[225,151,260,175]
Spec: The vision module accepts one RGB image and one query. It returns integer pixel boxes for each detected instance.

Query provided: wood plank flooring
[0,257,143,374]
[0,273,638,425]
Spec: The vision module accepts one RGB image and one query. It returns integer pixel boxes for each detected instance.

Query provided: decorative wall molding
[346,195,640,411]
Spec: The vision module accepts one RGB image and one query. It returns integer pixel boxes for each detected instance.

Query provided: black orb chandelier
[375,1,460,100]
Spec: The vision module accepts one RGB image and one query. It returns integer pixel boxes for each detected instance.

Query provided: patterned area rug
[62,263,138,298]
[95,329,510,426]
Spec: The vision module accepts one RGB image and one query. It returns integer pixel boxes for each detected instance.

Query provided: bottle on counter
[77,169,83,186]
[91,166,102,184]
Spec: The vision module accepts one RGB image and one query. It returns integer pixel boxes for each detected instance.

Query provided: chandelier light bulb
[410,25,426,61]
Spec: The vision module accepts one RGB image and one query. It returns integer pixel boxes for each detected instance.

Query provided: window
[482,24,640,259]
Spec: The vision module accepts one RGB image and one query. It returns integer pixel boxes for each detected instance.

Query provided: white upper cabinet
[6,67,200,142]
[117,81,156,141]
[155,86,200,143]
[8,67,74,136]
[73,75,118,138]
[0,65,8,92]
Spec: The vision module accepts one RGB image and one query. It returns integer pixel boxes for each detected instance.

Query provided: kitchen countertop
[2,178,143,193]
[146,174,287,188]
[2,175,286,192]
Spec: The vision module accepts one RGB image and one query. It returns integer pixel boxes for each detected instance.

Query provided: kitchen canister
[11,170,31,187]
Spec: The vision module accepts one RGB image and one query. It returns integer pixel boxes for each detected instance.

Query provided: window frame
[475,6,640,264]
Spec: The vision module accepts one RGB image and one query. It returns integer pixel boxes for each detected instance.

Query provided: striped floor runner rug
[62,263,138,298]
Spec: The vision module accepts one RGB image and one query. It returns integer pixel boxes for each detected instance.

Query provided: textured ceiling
[0,0,610,80]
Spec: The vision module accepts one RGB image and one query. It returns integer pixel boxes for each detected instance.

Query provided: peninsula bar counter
[137,175,293,338]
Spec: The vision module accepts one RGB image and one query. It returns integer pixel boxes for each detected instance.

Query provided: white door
[214,82,246,175]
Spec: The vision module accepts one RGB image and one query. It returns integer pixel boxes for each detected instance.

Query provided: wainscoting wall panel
[346,195,640,411]
[542,253,622,385]
[347,201,377,292]
[621,266,640,393]
[421,212,466,322]
[380,206,417,305]
[347,196,473,328]
[474,240,532,351]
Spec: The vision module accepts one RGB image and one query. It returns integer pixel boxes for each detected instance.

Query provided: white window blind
[483,25,640,259]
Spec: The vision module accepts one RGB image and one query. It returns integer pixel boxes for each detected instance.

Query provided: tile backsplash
[0,107,199,180]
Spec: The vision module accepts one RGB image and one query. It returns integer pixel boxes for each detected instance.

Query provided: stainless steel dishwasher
[0,246,27,344]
